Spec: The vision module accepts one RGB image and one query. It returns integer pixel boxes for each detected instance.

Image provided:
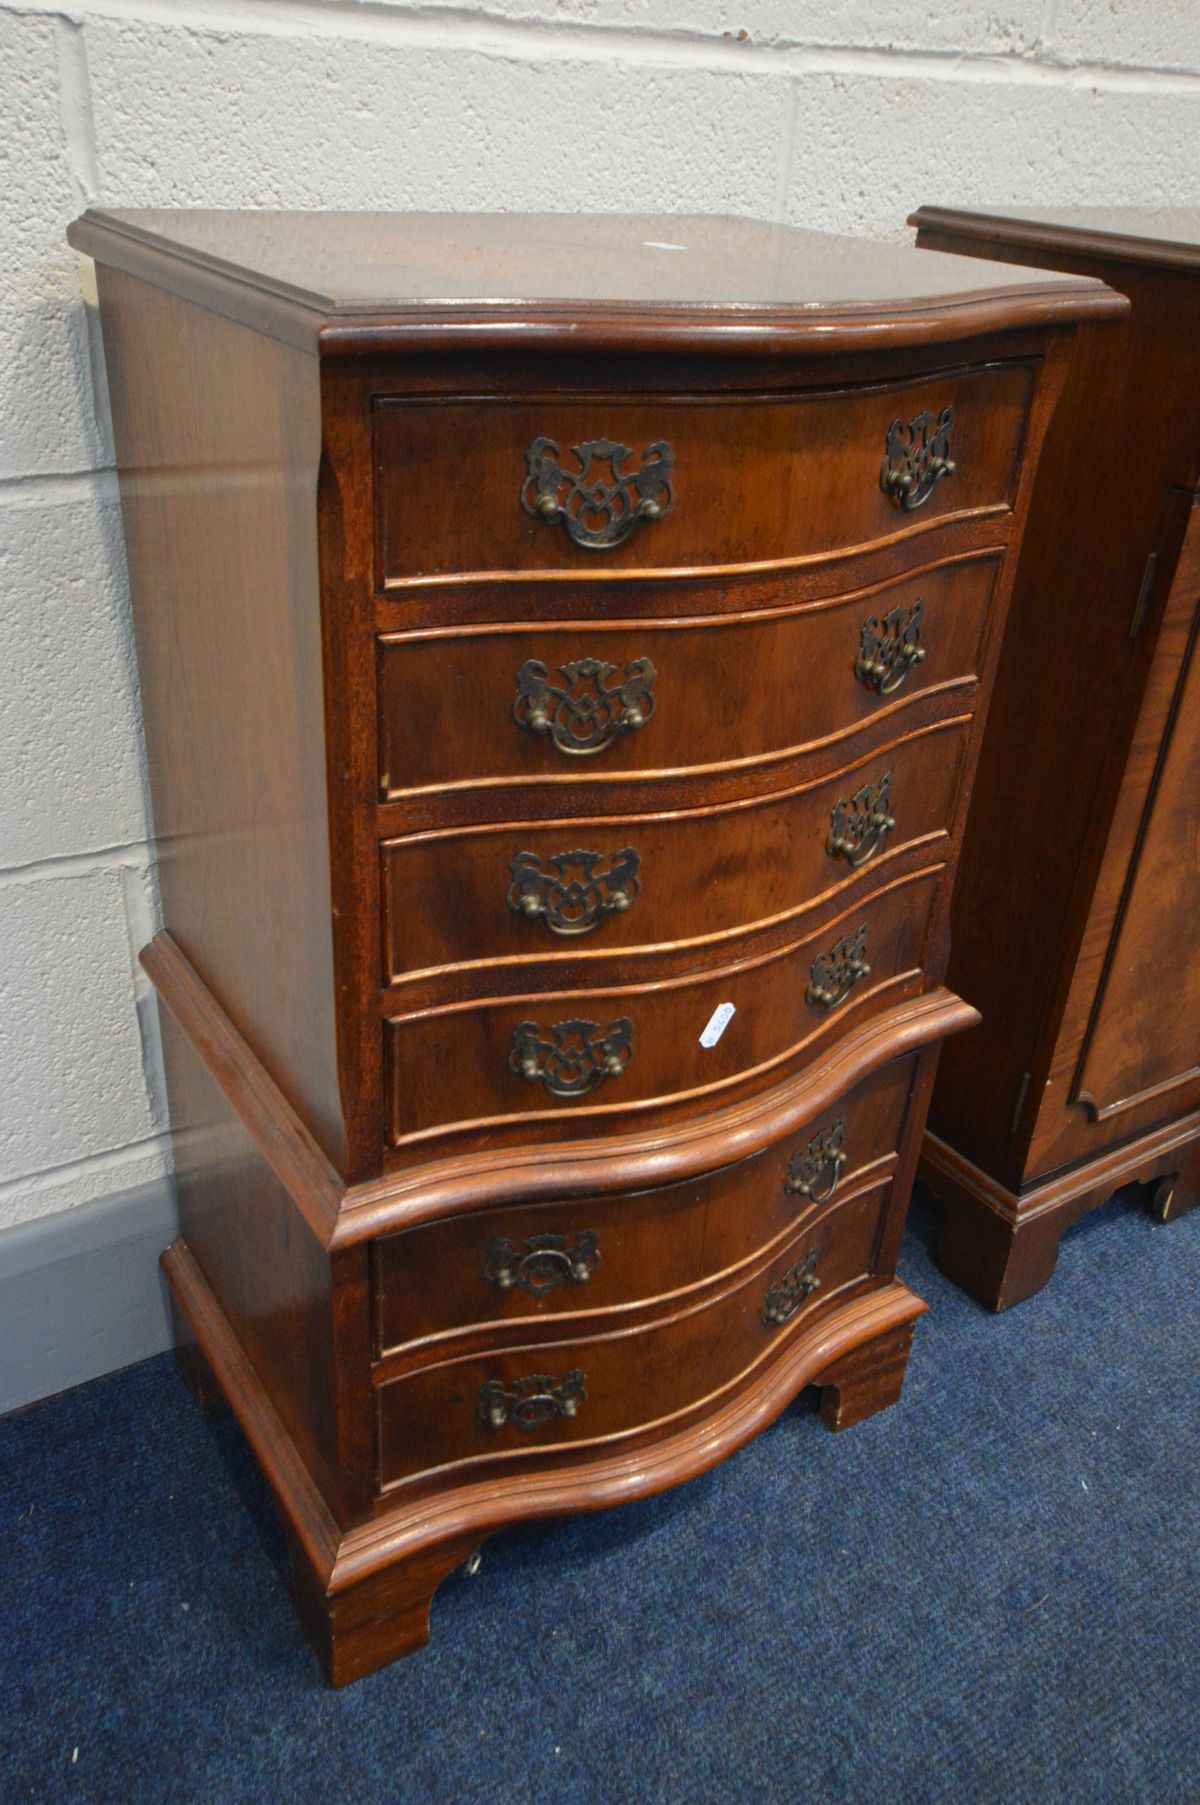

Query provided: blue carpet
[2,1188,1197,1805]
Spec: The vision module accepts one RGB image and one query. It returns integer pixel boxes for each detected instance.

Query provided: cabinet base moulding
[919,1113,1200,1312]
[163,1235,923,1686]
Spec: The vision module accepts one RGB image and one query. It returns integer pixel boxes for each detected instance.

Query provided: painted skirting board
[0,1177,179,1415]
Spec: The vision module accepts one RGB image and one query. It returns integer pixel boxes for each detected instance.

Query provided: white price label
[699,1002,736,1048]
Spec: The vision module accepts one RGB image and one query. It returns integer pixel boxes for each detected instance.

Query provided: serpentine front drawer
[383,866,941,1150]
[377,552,999,806]
[381,715,969,987]
[373,1051,919,1358]
[373,362,1033,585]
[375,1174,893,1491]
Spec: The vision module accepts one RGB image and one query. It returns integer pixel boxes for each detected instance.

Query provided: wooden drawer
[376,1174,890,1490]
[384,864,939,1148]
[382,715,969,985]
[373,363,1033,584]
[374,1052,917,1357]
[378,552,998,804]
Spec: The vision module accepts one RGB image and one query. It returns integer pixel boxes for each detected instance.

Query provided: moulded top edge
[910,204,1200,274]
[68,207,1128,359]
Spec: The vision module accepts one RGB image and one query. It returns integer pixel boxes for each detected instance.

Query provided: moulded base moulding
[919,1111,1200,1312]
[163,1236,924,1686]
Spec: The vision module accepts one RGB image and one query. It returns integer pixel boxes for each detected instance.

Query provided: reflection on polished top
[66,208,1123,353]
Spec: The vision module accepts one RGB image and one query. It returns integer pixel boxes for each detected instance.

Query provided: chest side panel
[97,267,347,1172]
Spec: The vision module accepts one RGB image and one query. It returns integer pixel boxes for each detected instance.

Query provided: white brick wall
[0,0,1195,1230]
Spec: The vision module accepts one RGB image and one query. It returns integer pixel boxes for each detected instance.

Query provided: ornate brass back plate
[513,657,657,756]
[761,1247,822,1326]
[879,406,955,510]
[827,771,896,869]
[507,847,640,935]
[785,1121,847,1205]
[806,924,871,1010]
[478,1370,586,1431]
[483,1230,601,1297]
[509,1017,634,1096]
[856,601,926,695]
[521,436,675,549]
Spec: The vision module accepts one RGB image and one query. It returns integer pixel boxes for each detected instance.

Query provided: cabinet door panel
[1029,494,1200,1174]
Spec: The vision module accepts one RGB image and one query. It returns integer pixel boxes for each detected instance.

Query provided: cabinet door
[1028,492,1200,1176]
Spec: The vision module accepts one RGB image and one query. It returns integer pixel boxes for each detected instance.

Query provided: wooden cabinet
[911,206,1200,1309]
[69,207,1118,1682]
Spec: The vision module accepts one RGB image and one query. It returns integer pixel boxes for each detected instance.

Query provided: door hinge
[1129,552,1158,640]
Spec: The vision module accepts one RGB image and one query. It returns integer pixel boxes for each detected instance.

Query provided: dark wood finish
[146,928,975,1246]
[155,995,366,1521]
[93,267,348,1171]
[815,1318,918,1431]
[377,555,996,805]
[1047,497,1200,1155]
[924,1111,1200,1311]
[375,1054,917,1355]
[383,865,941,1150]
[382,713,969,986]
[73,207,1116,1680]
[167,1211,927,1685]
[373,364,1032,582]
[284,1521,482,1688]
[911,205,1200,1307]
[376,1175,891,1491]
[68,209,1121,358]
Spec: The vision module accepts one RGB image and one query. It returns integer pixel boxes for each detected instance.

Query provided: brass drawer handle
[856,601,926,696]
[509,1016,633,1097]
[806,924,870,1011]
[826,771,895,869]
[521,436,675,550]
[478,1369,586,1432]
[785,1120,847,1205]
[508,847,640,935]
[880,405,955,511]
[483,1230,601,1297]
[514,656,656,757]
[761,1247,822,1327]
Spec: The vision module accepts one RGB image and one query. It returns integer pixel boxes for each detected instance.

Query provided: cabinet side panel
[158,1004,342,1515]
[95,267,347,1171]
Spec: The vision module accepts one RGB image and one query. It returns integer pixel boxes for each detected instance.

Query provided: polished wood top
[911,205,1200,273]
[68,208,1125,358]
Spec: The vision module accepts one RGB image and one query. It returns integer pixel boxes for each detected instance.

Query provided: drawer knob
[484,1230,601,1297]
[785,1119,847,1205]
[826,770,896,869]
[521,436,675,550]
[508,847,641,936]
[879,405,956,511]
[856,600,926,696]
[806,923,870,1011]
[509,1016,634,1097]
[478,1369,586,1432]
[761,1247,822,1327]
[513,656,656,756]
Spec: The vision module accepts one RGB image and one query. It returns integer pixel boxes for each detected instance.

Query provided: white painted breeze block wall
[1,0,1197,1233]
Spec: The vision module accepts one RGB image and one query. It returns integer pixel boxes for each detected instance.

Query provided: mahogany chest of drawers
[69,208,1120,1682]
[911,207,1200,1309]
